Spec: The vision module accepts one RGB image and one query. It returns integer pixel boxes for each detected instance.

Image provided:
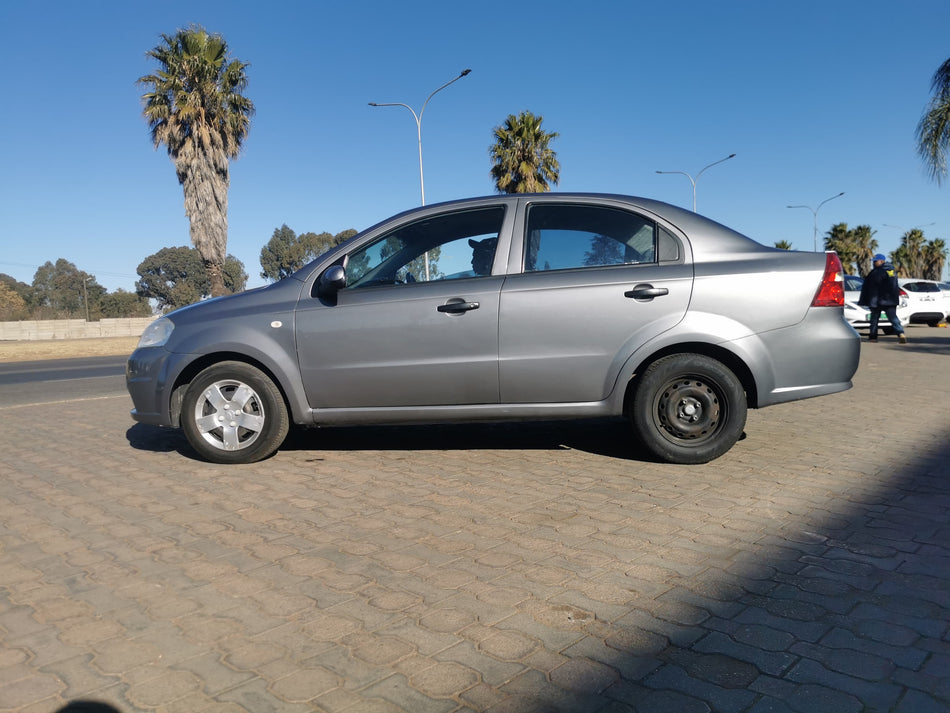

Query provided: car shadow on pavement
[287,418,642,459]
[126,423,191,455]
[126,418,697,462]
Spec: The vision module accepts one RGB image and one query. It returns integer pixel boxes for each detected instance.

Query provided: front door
[295,205,508,409]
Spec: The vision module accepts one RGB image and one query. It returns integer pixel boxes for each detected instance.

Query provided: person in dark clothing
[858,253,907,343]
[469,237,497,276]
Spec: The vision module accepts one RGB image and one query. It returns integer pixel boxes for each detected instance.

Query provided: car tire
[181,361,289,464]
[630,353,747,465]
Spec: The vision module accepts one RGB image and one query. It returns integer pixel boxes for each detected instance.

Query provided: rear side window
[524,204,667,273]
[903,282,940,293]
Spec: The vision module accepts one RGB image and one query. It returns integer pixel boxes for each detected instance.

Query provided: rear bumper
[907,311,945,324]
[751,308,860,408]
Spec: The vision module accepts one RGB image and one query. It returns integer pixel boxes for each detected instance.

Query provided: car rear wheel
[630,353,747,464]
[181,361,289,464]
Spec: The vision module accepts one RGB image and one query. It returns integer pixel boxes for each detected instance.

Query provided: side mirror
[317,264,347,301]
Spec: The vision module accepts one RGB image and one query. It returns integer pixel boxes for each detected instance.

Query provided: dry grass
[0,336,140,362]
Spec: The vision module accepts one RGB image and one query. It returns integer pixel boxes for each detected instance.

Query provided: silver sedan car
[127,194,860,465]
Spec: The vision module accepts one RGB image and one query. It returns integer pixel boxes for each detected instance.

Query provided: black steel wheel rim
[652,374,725,445]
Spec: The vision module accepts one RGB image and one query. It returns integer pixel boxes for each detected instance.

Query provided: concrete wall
[0,317,157,341]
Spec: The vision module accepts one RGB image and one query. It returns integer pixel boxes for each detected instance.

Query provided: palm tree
[774,240,793,250]
[922,238,948,280]
[892,229,927,277]
[916,57,950,183]
[851,225,878,277]
[824,223,859,274]
[489,111,560,193]
[138,26,254,297]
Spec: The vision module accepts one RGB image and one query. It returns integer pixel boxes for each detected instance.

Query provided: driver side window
[345,207,505,289]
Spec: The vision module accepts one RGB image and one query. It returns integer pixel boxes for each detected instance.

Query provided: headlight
[137,317,174,348]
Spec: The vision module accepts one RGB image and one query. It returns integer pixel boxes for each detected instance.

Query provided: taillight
[812,252,845,307]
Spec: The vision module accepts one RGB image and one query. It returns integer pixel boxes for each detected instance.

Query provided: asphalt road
[0,355,128,407]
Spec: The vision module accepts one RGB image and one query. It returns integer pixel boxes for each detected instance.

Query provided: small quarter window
[658,226,680,262]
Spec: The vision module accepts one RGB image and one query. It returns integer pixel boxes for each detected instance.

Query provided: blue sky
[2,0,950,292]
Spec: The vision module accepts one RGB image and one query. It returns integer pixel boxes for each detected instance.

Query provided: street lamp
[369,68,472,207]
[370,69,471,281]
[883,222,935,234]
[787,192,845,252]
[82,276,92,322]
[656,153,736,212]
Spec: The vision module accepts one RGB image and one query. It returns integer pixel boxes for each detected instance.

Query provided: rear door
[498,199,692,404]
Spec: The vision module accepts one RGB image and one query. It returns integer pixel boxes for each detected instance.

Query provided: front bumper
[126,346,182,426]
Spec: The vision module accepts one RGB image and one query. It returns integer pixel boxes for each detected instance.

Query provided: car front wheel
[181,361,289,464]
[630,353,747,465]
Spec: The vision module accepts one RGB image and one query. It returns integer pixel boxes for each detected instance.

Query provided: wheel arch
[168,352,295,428]
[622,342,758,417]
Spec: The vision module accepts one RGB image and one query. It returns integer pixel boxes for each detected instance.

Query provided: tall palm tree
[917,57,950,183]
[138,26,254,297]
[922,238,947,280]
[824,223,859,274]
[489,111,560,194]
[851,225,878,277]
[892,229,927,277]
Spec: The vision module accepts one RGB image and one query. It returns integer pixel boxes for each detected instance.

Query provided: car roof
[290,192,776,284]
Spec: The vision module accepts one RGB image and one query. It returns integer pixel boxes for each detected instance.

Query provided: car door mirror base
[317,265,347,303]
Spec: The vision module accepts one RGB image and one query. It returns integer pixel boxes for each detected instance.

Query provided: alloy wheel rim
[193,379,266,451]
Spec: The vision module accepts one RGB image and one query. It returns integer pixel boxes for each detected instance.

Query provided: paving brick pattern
[1,330,948,712]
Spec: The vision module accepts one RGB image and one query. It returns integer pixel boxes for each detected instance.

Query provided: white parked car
[843,275,910,333]
[898,279,949,326]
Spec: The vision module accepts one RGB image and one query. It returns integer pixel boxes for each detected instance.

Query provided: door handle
[624,285,669,300]
[437,300,480,313]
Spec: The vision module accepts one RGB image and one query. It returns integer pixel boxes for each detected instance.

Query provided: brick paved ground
[1,328,948,712]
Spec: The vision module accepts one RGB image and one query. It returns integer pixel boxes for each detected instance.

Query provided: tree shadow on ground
[525,437,950,712]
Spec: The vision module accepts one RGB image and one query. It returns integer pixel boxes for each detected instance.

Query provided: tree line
[774,224,947,280]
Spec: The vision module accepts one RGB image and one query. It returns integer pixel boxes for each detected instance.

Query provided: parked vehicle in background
[898,279,949,326]
[126,193,860,466]
[843,275,911,333]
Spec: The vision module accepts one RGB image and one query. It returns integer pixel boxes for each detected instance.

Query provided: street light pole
[656,153,736,212]
[369,68,472,207]
[883,222,935,235]
[787,192,845,252]
[82,276,91,322]
[369,69,471,281]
